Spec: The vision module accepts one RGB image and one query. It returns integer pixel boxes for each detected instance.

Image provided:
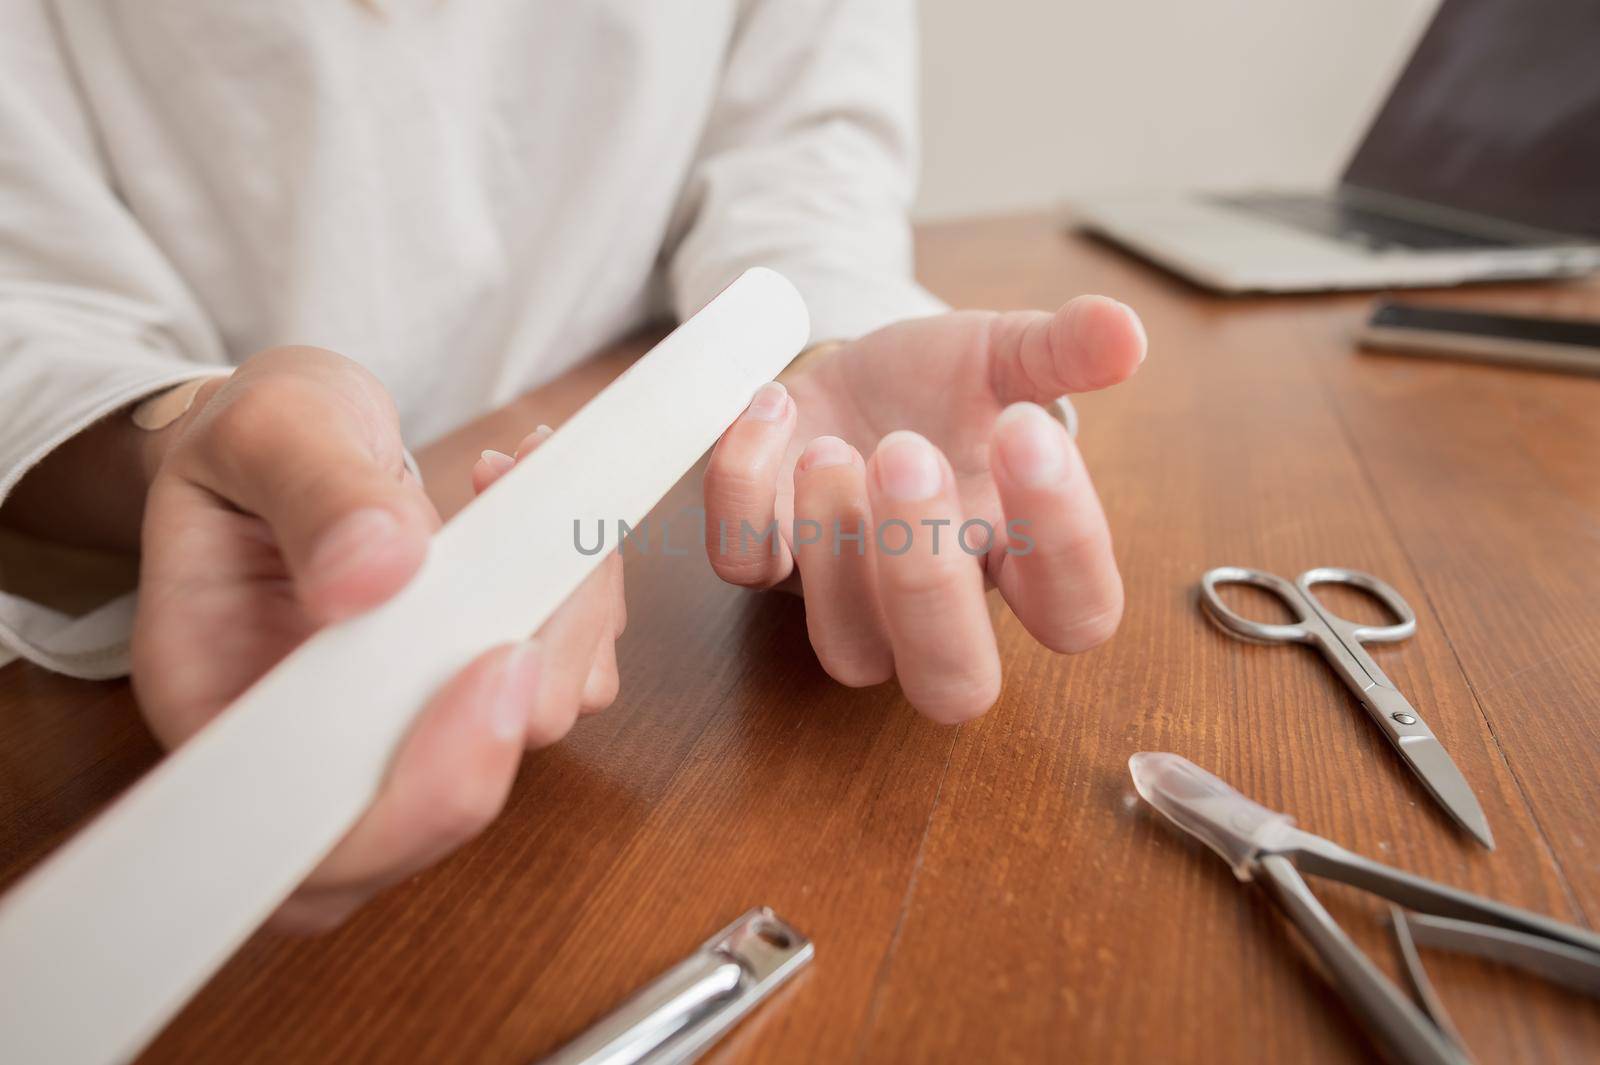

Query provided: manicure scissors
[1129,753,1600,1065]
[1199,566,1493,848]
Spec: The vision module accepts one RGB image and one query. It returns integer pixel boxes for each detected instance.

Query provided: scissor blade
[1398,736,1495,849]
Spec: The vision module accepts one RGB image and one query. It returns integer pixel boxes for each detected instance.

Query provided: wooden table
[3,216,1598,1063]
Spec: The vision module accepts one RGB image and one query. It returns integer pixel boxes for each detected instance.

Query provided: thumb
[185,361,435,622]
[988,296,1147,404]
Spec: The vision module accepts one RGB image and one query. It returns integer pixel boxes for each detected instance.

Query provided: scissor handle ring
[1296,567,1417,643]
[1198,567,1312,644]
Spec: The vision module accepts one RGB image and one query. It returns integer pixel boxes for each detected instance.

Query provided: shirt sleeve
[664,0,947,344]
[0,4,229,678]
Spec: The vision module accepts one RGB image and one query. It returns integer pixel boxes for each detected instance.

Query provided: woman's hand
[702,296,1145,723]
[131,346,622,932]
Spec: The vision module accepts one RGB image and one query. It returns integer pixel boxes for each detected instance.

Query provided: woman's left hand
[702,295,1145,723]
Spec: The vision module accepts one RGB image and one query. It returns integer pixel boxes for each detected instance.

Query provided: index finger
[987,403,1123,654]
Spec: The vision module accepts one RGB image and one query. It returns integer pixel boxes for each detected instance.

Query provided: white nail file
[0,268,809,1065]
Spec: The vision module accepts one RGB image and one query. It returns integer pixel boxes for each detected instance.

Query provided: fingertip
[1122,301,1149,364]
[816,644,895,689]
[267,893,362,937]
[482,448,516,475]
[472,449,515,495]
[869,430,944,503]
[992,402,1075,491]
[1057,295,1146,389]
[912,669,1002,726]
[579,638,620,714]
[514,425,554,458]
[741,381,791,423]
[796,435,859,475]
[704,383,799,589]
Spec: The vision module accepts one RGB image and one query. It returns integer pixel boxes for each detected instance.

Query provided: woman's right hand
[128,346,623,932]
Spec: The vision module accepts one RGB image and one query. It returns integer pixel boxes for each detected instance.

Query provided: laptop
[1070,0,1600,293]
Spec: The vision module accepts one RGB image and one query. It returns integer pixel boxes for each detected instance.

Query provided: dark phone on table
[1358,301,1600,375]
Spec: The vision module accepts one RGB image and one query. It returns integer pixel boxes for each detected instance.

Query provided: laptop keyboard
[1211,193,1515,252]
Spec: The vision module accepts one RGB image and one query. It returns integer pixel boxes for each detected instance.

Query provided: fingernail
[743,382,789,422]
[514,426,553,459]
[798,435,856,473]
[1119,300,1148,363]
[308,507,400,587]
[875,431,942,501]
[488,641,540,742]
[479,449,515,476]
[995,403,1066,488]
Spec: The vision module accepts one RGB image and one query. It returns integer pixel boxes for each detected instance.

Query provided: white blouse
[0,0,944,676]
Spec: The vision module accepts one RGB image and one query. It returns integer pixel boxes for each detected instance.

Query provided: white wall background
[914,0,1442,220]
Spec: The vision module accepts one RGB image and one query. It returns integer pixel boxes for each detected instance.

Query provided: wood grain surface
[2,216,1597,1063]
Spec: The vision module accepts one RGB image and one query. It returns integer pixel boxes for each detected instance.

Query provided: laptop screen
[1343,0,1600,238]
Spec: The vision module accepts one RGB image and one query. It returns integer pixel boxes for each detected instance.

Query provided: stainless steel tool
[1199,565,1493,848]
[1129,752,1600,1065]
[537,909,813,1065]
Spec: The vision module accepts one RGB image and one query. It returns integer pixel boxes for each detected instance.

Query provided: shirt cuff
[0,368,231,679]
[0,579,137,679]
